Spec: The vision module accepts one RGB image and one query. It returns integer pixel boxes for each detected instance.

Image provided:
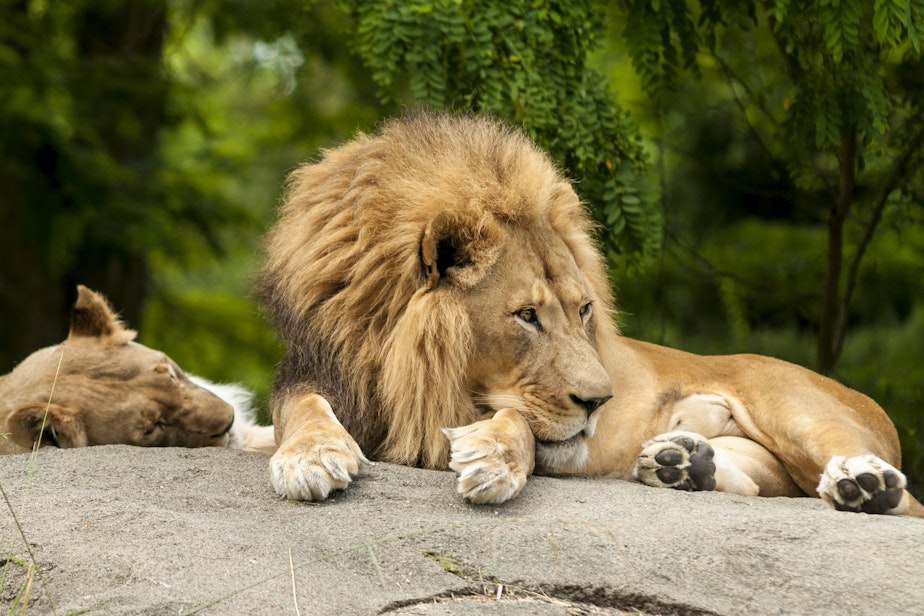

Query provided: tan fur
[259,112,923,517]
[0,286,274,455]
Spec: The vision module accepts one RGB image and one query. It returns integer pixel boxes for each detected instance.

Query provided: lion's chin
[535,433,589,471]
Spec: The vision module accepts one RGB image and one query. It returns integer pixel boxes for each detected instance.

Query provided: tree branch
[832,121,924,361]
[712,51,778,165]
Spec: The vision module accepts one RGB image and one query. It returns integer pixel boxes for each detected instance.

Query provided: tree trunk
[0,2,167,371]
[816,131,856,374]
[0,173,71,371]
[69,1,168,330]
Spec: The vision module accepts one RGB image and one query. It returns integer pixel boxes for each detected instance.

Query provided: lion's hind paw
[817,455,906,514]
[634,431,717,491]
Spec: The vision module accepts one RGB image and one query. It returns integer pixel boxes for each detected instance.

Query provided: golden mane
[258,112,618,468]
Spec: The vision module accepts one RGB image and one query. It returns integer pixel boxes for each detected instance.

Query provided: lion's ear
[68,285,136,343]
[7,403,89,450]
[420,210,504,289]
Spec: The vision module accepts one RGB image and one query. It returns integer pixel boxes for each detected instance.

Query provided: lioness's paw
[817,455,906,514]
[270,435,371,502]
[442,423,528,505]
[634,431,717,491]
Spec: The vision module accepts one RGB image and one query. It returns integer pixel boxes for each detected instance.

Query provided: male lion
[0,286,275,455]
[258,112,923,518]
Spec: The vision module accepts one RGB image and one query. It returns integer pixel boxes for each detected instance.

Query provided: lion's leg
[441,408,536,504]
[665,393,746,438]
[709,436,803,497]
[661,392,924,513]
[634,431,802,497]
[712,385,924,516]
[269,392,371,501]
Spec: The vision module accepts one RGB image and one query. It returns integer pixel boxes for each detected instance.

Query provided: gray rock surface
[1,445,921,615]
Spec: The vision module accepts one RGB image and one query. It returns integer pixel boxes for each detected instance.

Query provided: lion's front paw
[442,425,527,504]
[270,433,371,502]
[442,410,534,505]
[817,455,906,514]
[634,431,717,491]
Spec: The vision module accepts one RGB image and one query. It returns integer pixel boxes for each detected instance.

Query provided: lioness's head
[0,286,235,453]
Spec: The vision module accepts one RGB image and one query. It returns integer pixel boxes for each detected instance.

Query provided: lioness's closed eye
[257,112,923,519]
[0,286,275,456]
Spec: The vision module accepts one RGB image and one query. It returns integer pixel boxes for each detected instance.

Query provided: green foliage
[620,0,710,95]
[618,0,924,170]
[137,3,380,396]
[701,221,826,329]
[0,0,254,267]
[0,0,265,367]
[613,0,924,379]
[350,0,661,264]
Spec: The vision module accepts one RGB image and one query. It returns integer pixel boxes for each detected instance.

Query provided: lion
[258,112,924,518]
[0,285,275,455]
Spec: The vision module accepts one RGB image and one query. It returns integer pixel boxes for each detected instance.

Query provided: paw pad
[819,455,906,515]
[635,431,717,492]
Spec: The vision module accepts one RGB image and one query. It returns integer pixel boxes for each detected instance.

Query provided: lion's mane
[258,112,617,469]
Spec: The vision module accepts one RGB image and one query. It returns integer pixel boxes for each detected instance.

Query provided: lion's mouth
[535,414,598,447]
[537,430,585,449]
[535,428,590,470]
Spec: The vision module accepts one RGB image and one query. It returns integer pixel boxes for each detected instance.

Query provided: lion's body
[260,113,923,517]
[0,286,275,455]
[579,339,899,492]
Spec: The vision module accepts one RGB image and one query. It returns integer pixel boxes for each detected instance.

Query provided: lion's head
[259,112,619,471]
[0,286,236,454]
[456,221,616,469]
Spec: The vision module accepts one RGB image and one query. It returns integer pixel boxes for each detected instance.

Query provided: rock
[1,446,920,615]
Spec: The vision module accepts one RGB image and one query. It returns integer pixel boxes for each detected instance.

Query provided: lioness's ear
[420,210,504,289]
[7,403,89,449]
[68,285,136,343]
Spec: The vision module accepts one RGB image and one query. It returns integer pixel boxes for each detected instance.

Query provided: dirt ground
[1,445,921,615]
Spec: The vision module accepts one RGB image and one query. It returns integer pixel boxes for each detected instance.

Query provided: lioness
[258,112,923,517]
[0,286,275,455]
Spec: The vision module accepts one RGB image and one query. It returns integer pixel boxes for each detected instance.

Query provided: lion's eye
[515,307,540,327]
[580,301,593,321]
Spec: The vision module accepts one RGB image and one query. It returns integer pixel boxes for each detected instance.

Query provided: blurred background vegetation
[1,0,921,495]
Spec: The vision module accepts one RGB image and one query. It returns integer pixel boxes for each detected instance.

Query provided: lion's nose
[569,393,613,417]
